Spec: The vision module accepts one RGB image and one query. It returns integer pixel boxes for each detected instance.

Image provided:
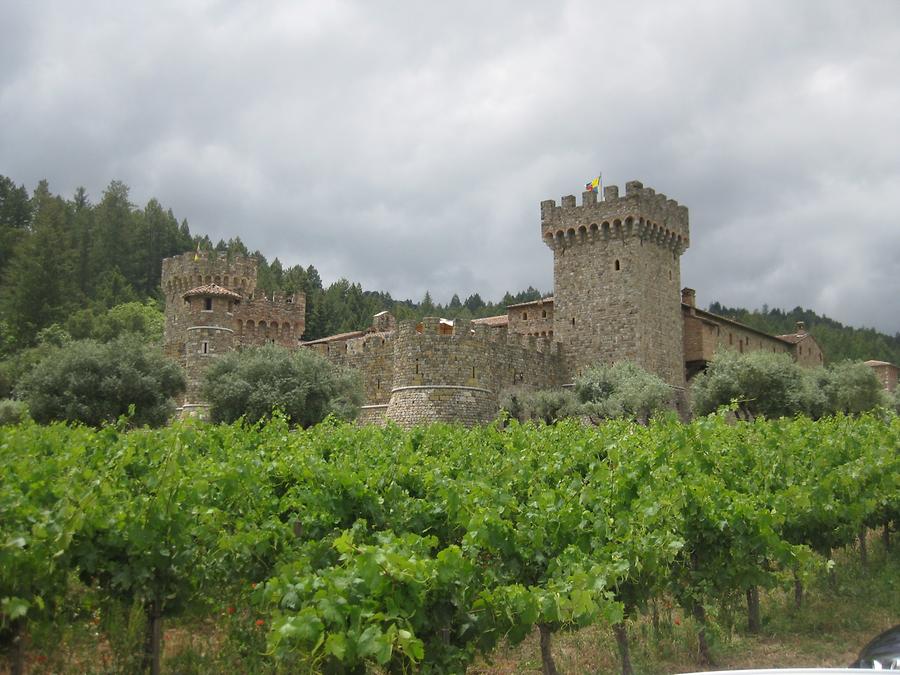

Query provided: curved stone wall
[382,317,563,427]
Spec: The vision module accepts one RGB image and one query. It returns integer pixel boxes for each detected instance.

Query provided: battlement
[162,251,259,297]
[395,317,557,354]
[306,331,394,358]
[241,293,304,307]
[540,180,689,254]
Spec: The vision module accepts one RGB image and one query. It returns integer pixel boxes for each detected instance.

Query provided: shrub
[820,360,888,415]
[15,335,184,427]
[0,398,28,425]
[575,361,672,423]
[691,351,886,419]
[499,387,580,424]
[65,301,164,343]
[201,344,363,427]
[690,350,818,419]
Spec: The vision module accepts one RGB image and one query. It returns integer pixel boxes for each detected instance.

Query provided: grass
[5,535,898,674]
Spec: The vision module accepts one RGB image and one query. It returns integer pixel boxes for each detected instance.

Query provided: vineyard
[1,412,898,674]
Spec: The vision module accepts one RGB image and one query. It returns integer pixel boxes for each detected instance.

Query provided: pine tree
[0,181,78,346]
[0,176,32,276]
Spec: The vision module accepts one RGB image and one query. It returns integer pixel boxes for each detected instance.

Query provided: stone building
[865,360,898,392]
[161,179,825,425]
[681,291,823,378]
[162,251,306,415]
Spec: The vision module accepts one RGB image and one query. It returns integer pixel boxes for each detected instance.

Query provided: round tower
[161,251,258,361]
[179,283,242,414]
[385,317,499,427]
[540,181,690,391]
[161,251,257,416]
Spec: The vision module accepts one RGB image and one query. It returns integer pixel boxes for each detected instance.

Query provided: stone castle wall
[235,295,306,349]
[306,332,396,406]
[160,179,823,427]
[162,251,306,412]
[383,317,563,427]
[180,293,236,406]
[541,181,689,389]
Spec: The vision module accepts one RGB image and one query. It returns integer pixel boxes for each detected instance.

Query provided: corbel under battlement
[540,180,690,253]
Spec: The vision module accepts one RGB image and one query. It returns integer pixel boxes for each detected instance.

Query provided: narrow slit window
[201,341,209,354]
[614,259,620,271]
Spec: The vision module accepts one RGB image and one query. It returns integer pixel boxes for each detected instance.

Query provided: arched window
[614,259,621,271]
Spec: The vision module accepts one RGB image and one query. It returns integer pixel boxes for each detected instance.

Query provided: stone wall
[682,307,793,374]
[867,362,898,392]
[384,317,564,427]
[162,252,258,356]
[235,295,306,348]
[792,336,824,367]
[306,331,395,405]
[541,181,689,389]
[507,298,554,336]
[181,294,236,406]
[162,251,307,413]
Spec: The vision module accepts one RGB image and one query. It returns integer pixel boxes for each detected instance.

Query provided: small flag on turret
[585,175,601,193]
[193,242,201,262]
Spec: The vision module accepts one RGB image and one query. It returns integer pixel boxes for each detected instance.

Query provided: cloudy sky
[2,1,898,333]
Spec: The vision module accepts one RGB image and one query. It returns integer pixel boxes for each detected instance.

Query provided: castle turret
[181,283,242,413]
[541,180,690,390]
[162,251,258,360]
[161,251,306,417]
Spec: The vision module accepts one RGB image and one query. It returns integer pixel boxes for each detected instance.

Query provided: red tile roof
[472,315,509,327]
[301,330,392,346]
[183,283,242,301]
[506,296,554,309]
[775,332,809,344]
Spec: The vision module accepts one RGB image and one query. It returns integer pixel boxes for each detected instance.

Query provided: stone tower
[540,180,690,391]
[161,251,305,415]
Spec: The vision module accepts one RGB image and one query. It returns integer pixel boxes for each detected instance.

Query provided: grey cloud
[1,0,898,333]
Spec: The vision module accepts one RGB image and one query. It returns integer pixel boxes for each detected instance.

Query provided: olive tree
[201,344,363,427]
[820,360,887,414]
[498,387,580,425]
[691,350,886,419]
[575,361,673,424]
[15,334,184,427]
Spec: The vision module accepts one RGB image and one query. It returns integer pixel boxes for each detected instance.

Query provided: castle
[162,180,825,425]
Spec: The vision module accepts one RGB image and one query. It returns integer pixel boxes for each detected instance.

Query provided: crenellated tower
[161,251,305,416]
[541,180,690,390]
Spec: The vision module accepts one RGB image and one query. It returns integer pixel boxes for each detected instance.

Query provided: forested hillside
[0,175,542,357]
[708,301,900,365]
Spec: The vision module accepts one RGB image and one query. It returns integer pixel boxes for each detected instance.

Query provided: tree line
[0,175,542,353]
